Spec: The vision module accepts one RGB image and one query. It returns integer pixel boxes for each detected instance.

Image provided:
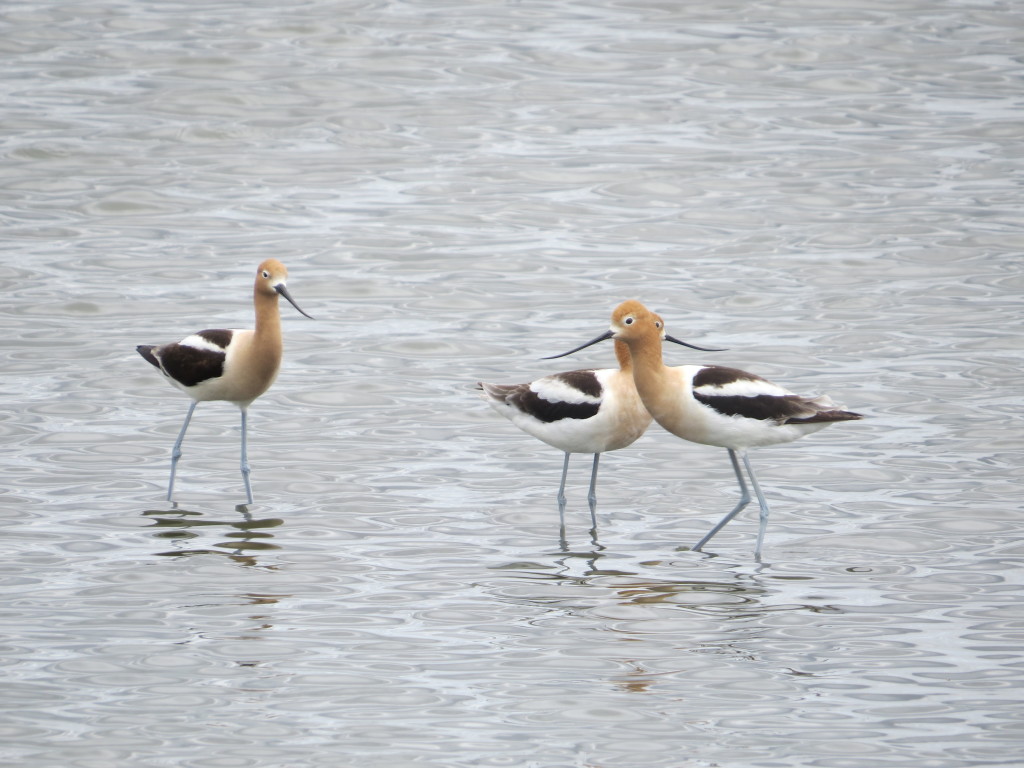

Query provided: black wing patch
[154,342,225,388]
[694,391,817,422]
[692,366,769,389]
[513,391,600,423]
[507,369,603,424]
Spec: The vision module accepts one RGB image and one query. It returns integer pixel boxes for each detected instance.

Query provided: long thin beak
[542,330,615,360]
[544,329,726,360]
[665,334,727,352]
[276,284,315,319]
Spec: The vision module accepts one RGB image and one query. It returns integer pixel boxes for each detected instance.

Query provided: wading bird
[480,332,719,524]
[137,259,313,504]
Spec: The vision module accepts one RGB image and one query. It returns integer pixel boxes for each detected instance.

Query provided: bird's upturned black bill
[542,331,615,360]
[276,284,315,319]
[543,330,726,360]
[665,335,727,352]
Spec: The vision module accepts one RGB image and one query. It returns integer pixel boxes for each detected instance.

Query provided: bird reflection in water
[142,505,284,567]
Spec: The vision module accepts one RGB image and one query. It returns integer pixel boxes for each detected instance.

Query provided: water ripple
[2,0,1023,767]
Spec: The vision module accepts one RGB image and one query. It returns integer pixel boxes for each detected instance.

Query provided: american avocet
[479,334,718,521]
[548,300,862,557]
[137,259,313,504]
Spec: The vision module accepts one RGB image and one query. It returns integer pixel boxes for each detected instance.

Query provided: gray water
[2,1,1022,766]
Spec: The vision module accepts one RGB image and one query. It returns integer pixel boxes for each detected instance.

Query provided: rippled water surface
[2,1,1022,766]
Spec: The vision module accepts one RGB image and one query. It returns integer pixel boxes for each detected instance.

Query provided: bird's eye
[655,321,662,329]
[624,316,634,325]
[261,270,270,279]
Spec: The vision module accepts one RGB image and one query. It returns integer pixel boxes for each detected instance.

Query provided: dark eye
[624,317,634,325]
[262,270,270,279]
[655,321,662,329]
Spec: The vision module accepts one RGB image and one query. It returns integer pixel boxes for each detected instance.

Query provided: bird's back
[479,367,649,454]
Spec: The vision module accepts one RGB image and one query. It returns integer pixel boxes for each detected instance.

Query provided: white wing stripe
[531,377,601,405]
[694,379,792,398]
[179,333,231,354]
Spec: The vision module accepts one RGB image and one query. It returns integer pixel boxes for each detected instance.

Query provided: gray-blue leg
[692,448,751,552]
[587,453,600,528]
[556,452,570,513]
[587,453,600,510]
[167,401,197,502]
[240,407,253,505]
[558,502,569,552]
[741,452,772,559]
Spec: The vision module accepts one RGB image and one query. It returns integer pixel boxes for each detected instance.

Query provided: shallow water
[2,1,1023,766]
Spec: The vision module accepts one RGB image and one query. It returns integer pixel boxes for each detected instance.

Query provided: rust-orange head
[255,259,313,319]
